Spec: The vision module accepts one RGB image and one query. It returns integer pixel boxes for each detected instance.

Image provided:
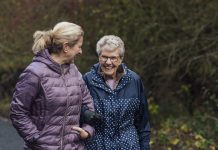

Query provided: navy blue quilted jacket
[83,63,150,150]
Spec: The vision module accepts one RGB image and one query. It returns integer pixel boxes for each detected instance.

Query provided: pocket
[32,116,46,131]
[37,116,46,131]
[71,130,81,142]
[31,116,47,144]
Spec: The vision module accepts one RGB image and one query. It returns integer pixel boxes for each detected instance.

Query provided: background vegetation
[0,0,217,149]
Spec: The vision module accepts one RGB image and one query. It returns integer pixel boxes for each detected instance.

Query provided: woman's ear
[63,43,69,52]
[120,56,124,62]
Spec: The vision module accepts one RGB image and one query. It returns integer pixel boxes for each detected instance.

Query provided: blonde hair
[96,35,125,58]
[32,21,84,54]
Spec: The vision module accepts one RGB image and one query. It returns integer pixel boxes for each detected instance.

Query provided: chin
[101,67,116,77]
[103,71,115,78]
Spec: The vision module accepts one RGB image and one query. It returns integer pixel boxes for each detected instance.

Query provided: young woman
[10,21,94,150]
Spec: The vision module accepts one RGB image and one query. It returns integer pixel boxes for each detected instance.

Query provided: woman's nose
[105,58,112,64]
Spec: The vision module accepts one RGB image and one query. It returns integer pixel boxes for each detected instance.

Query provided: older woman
[10,21,94,150]
[83,35,150,150]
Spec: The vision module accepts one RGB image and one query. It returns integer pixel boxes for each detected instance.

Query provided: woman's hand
[72,126,90,140]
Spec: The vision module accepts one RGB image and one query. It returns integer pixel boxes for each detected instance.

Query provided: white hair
[96,35,125,58]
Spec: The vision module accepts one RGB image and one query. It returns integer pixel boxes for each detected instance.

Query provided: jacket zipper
[60,66,70,150]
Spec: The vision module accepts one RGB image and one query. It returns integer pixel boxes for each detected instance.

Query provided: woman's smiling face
[99,48,122,79]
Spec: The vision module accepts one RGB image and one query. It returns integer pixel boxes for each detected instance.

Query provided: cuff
[81,124,95,138]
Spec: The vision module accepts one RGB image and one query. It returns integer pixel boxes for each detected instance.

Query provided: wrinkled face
[66,36,83,63]
[99,48,122,79]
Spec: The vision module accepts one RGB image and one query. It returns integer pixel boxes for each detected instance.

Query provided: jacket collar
[90,63,132,93]
[32,49,71,75]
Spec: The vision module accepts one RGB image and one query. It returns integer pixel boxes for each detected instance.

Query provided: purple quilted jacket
[10,49,95,150]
